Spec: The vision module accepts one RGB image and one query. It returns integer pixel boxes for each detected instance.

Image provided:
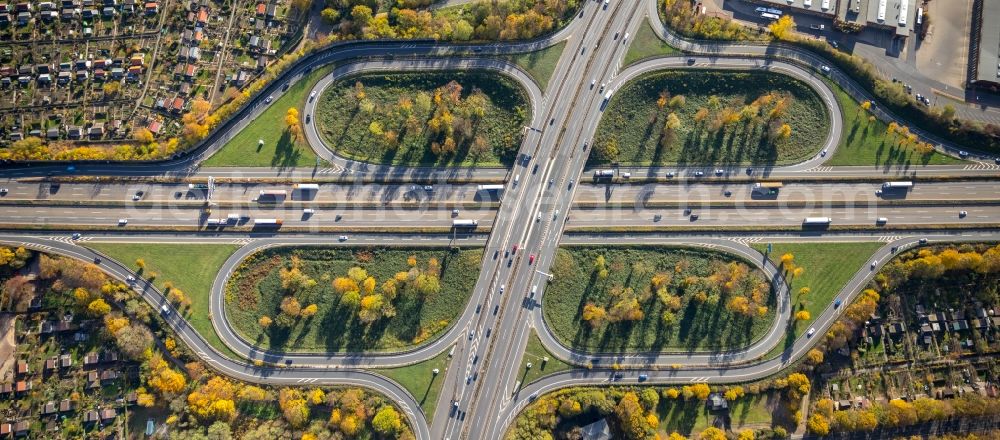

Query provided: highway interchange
[2,0,1000,438]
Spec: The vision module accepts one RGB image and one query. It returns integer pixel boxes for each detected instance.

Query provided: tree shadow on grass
[271,130,304,168]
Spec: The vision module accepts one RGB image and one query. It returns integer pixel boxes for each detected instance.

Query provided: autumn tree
[258,315,272,328]
[582,303,607,327]
[768,15,796,40]
[278,388,310,428]
[372,405,402,434]
[615,392,654,439]
[147,355,187,395]
[807,413,831,435]
[188,376,237,422]
[795,310,811,321]
[114,323,154,360]
[284,107,302,140]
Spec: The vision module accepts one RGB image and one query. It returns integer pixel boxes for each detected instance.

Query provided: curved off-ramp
[300,57,544,176]
[493,231,1000,439]
[0,234,432,440]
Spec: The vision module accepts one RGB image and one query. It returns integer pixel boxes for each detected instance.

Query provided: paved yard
[915,0,973,89]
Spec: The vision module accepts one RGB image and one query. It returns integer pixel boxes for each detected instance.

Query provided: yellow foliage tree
[187,376,237,422]
[768,15,796,40]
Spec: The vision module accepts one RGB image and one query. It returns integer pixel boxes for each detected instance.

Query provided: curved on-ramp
[300,57,545,176]
[206,236,486,369]
[531,238,792,367]
[494,231,1000,438]
[0,234,431,440]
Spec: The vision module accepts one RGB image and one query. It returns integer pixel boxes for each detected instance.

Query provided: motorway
[2,1,1000,439]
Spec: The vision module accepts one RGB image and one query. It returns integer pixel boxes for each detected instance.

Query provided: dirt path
[0,314,16,382]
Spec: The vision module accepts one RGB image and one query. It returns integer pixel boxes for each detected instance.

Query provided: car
[468,331,474,340]
[693,171,704,177]
[690,214,699,221]
[568,180,574,189]
[132,194,141,201]
[871,260,878,270]
[553,210,559,219]
[599,82,605,91]
[653,214,662,222]
[161,304,171,315]
[118,218,128,226]
[958,150,969,158]
[612,372,624,380]
[529,254,536,264]
[875,189,883,196]
[830,41,839,49]
[622,32,629,43]
[282,83,290,91]
[305,114,311,123]
[93,256,101,264]
[687,57,695,65]
[724,190,732,197]
[126,275,135,283]
[424,185,434,192]
[746,167,754,175]
[452,209,460,217]
[309,90,316,101]
[264,95,273,104]
[820,65,831,74]
[666,172,676,178]
[638,374,648,381]
[590,79,596,88]
[512,244,519,253]
[916,93,922,101]
[683,208,692,215]
[807,327,816,337]
[536,212,541,222]
[338,235,348,241]
[66,165,76,172]
[0,188,6,194]
[918,238,928,244]
[715,169,724,176]
[834,298,842,308]
[821,148,828,157]
[71,233,81,240]
[876,217,888,225]
[994,157,1000,165]
[613,31,619,39]
[603,0,608,7]
[499,284,505,294]
[959,210,968,218]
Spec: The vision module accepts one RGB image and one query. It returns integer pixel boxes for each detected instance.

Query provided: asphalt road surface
[2,1,1000,439]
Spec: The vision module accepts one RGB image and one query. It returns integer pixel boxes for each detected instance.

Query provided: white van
[530,285,537,296]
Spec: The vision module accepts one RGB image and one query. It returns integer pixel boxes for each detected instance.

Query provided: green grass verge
[501,41,567,90]
[86,243,242,360]
[623,20,680,67]
[823,78,964,166]
[517,331,574,389]
[203,67,331,168]
[543,246,776,353]
[751,241,882,359]
[225,247,482,353]
[591,70,830,166]
[315,71,528,167]
[374,346,453,420]
[657,392,778,435]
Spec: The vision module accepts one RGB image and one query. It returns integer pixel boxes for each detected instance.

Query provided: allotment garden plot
[591,70,830,166]
[543,246,777,353]
[224,247,481,353]
[315,71,528,167]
